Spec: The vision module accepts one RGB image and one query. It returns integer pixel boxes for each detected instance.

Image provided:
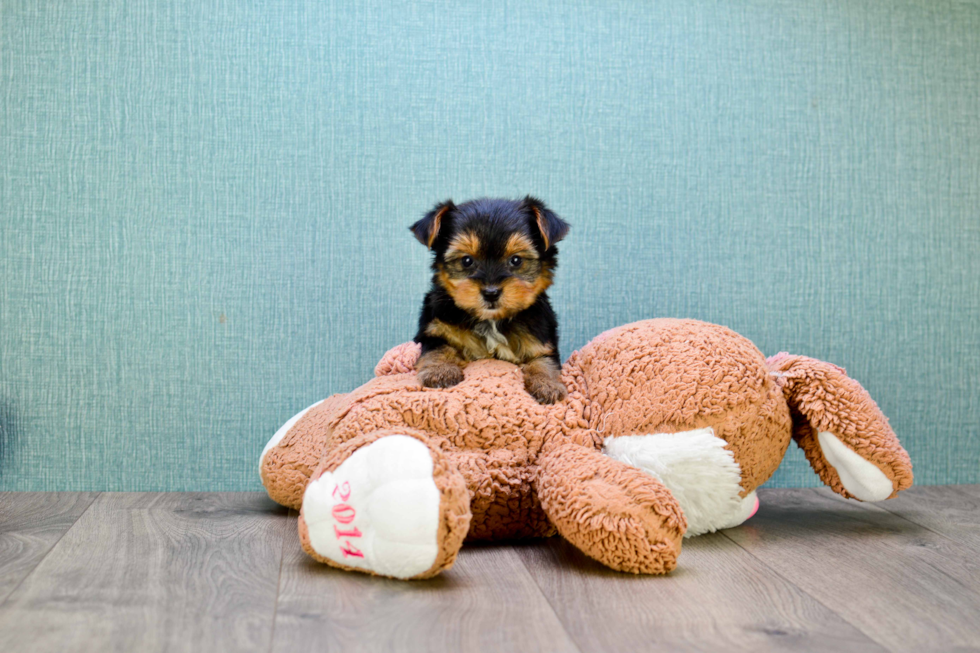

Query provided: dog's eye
[461,256,474,268]
[508,256,522,268]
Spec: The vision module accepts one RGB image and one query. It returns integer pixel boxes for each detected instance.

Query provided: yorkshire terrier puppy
[410,197,570,404]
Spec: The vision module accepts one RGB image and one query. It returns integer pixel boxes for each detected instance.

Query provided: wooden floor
[1,487,978,652]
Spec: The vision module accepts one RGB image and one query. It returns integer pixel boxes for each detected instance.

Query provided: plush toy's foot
[603,428,759,537]
[535,441,686,574]
[299,433,470,579]
[815,431,894,501]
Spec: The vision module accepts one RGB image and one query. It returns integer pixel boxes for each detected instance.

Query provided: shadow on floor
[737,503,934,541]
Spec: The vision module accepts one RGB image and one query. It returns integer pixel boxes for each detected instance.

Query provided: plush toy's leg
[298,429,471,580]
[767,353,913,501]
[260,393,352,511]
[534,439,686,574]
[603,427,759,537]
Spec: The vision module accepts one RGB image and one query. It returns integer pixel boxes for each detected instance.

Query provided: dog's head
[411,197,569,320]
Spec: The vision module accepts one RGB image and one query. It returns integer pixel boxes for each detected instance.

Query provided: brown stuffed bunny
[260,319,912,579]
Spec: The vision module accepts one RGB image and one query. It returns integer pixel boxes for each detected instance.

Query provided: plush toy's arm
[767,353,913,501]
[261,343,423,511]
[260,392,352,510]
[374,342,421,376]
[533,437,686,574]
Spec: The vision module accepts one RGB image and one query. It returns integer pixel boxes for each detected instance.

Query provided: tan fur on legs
[522,356,567,404]
[416,345,465,389]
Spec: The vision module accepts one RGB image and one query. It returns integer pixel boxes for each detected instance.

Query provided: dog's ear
[410,200,455,249]
[523,196,569,251]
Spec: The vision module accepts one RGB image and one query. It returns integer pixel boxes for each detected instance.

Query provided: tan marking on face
[504,233,538,259]
[446,231,482,259]
[496,270,553,317]
[437,271,485,313]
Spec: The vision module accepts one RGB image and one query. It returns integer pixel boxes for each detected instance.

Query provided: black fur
[410,197,569,367]
[415,283,562,367]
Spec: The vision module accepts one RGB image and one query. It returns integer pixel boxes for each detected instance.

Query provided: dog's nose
[481,286,502,303]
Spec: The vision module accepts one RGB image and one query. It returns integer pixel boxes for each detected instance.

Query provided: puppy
[410,197,570,404]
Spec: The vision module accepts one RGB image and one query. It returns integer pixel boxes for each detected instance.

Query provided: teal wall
[2,0,978,491]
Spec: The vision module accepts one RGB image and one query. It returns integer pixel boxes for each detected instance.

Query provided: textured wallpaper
[1,0,978,490]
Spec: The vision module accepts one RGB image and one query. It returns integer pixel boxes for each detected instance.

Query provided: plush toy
[260,318,912,580]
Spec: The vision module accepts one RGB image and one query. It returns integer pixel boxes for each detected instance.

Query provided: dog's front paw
[526,376,567,405]
[418,364,464,389]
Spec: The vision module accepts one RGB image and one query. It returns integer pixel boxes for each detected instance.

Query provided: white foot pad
[603,427,747,537]
[817,431,894,502]
[303,435,441,579]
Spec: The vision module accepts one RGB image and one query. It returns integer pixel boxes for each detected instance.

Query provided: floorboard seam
[717,529,895,651]
[0,492,102,610]
[856,493,980,592]
[265,508,293,653]
[514,547,586,653]
[813,486,980,558]
[719,489,895,652]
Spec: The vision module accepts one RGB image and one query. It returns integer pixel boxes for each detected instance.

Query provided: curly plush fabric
[767,353,913,499]
[261,318,913,579]
[374,342,422,376]
[569,320,794,493]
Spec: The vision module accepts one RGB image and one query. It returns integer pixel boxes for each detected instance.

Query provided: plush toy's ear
[767,353,913,502]
[523,196,569,251]
[410,200,455,249]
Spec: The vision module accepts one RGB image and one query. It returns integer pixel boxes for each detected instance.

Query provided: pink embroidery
[339,541,364,558]
[331,481,351,501]
[332,503,356,524]
[332,483,364,558]
[334,525,363,539]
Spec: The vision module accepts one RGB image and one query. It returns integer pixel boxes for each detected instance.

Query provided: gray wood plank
[0,493,100,604]
[516,531,885,652]
[271,522,580,653]
[724,488,980,652]
[874,484,980,553]
[0,492,289,653]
